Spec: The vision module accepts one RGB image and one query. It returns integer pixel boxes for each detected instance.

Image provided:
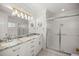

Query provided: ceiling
[39,3,79,13]
[1,3,79,18]
[24,3,79,18]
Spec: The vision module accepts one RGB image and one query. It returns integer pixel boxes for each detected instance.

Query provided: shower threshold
[47,48,71,56]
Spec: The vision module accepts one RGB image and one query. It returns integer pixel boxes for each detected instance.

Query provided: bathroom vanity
[0,34,42,56]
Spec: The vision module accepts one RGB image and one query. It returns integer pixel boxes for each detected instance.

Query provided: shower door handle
[56,33,67,50]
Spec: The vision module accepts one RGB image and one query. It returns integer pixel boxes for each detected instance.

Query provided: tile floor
[37,48,70,56]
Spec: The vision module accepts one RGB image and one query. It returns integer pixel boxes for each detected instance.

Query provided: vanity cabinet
[34,38,40,55]
[0,48,15,56]
[19,39,35,56]
[0,35,42,56]
[0,44,21,56]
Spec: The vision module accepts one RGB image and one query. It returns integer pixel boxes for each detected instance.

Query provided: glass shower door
[47,16,79,54]
[47,21,60,50]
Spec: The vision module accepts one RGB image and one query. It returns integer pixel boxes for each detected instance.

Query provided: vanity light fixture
[4,5,32,20]
[11,7,32,20]
[4,5,13,10]
[12,9,17,16]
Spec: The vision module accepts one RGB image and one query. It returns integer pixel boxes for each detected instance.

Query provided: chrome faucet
[4,34,12,42]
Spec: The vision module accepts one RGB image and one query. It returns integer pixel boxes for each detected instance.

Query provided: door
[47,16,79,54]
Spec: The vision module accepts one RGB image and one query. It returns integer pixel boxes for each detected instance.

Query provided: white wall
[0,11,8,39]
[29,8,47,49]
[35,9,47,49]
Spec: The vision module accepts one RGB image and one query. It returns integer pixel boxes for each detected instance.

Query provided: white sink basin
[0,35,37,50]
[19,37,30,42]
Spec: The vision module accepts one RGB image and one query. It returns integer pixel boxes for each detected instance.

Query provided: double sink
[0,33,40,50]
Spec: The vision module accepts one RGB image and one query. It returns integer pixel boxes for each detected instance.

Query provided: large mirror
[18,20,28,37]
[8,16,28,38]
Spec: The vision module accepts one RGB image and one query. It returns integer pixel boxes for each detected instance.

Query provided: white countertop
[0,35,39,51]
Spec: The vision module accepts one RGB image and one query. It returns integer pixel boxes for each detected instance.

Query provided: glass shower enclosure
[46,14,79,55]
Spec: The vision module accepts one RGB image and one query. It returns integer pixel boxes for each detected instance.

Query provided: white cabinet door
[12,45,23,56]
[0,48,16,56]
[19,42,32,56]
[34,37,40,55]
[38,35,42,51]
[18,39,35,56]
[0,44,22,56]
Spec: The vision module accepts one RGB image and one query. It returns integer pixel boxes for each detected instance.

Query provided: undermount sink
[18,37,29,42]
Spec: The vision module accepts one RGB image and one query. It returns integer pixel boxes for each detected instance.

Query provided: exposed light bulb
[25,14,27,20]
[12,9,18,16]
[12,11,16,16]
[15,9,18,14]
[17,11,21,17]
[21,13,23,16]
[21,13,24,19]
[28,16,30,20]
[17,14,20,17]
